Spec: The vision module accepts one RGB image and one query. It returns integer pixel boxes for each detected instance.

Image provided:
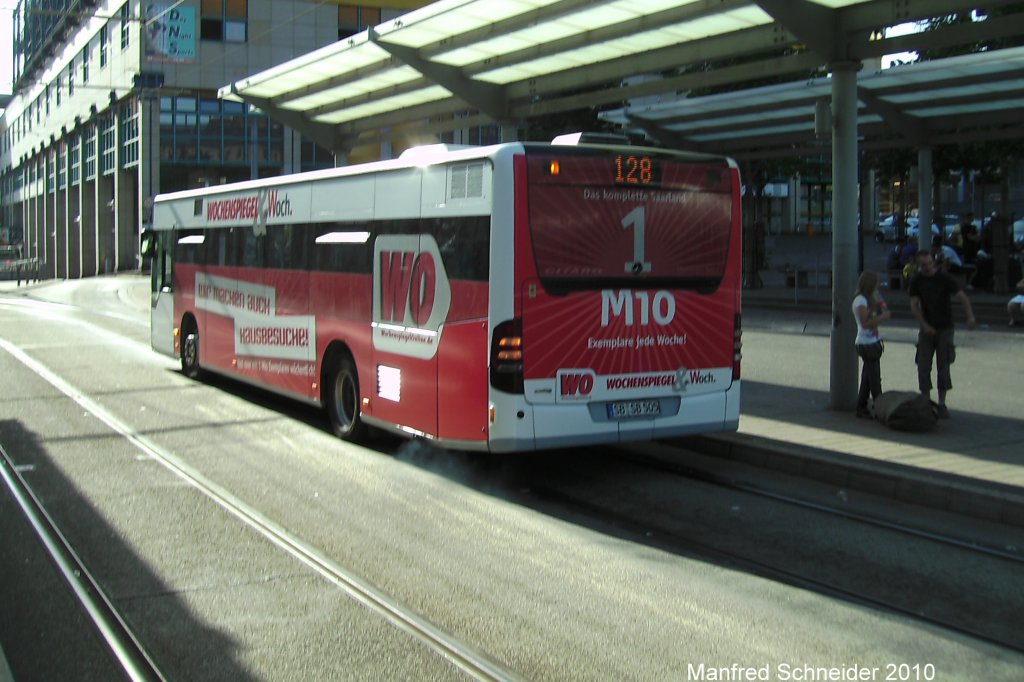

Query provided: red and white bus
[148,139,742,452]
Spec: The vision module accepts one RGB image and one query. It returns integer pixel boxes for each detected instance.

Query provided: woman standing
[853,271,892,418]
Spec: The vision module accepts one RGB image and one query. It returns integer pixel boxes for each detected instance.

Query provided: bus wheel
[182,329,201,379]
[327,356,363,441]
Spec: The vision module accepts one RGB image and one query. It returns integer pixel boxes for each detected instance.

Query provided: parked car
[906,222,940,240]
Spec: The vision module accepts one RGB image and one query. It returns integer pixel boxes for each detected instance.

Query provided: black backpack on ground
[873,391,939,432]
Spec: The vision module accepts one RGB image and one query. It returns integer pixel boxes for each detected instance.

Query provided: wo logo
[557,369,596,402]
[372,235,451,360]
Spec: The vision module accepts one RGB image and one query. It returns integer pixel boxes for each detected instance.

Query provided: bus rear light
[496,335,522,362]
[490,318,524,394]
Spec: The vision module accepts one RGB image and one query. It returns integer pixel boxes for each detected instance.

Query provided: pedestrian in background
[853,271,891,418]
[1008,277,1024,326]
[908,250,977,418]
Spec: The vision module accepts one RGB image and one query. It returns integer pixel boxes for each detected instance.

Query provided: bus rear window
[525,150,733,292]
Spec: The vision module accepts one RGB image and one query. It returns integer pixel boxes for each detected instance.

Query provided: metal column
[829,62,861,411]
[916,148,933,252]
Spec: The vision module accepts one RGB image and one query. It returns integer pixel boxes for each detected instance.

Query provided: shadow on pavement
[0,419,257,682]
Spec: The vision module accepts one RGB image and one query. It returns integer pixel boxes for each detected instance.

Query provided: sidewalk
[729,236,1023,528]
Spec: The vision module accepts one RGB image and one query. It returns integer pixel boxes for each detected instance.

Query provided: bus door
[370,227,449,438]
[369,170,444,438]
[147,230,176,358]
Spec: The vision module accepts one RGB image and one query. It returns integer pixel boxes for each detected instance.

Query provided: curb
[671,433,1024,529]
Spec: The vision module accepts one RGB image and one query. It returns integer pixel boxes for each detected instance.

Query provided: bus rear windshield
[525,149,733,293]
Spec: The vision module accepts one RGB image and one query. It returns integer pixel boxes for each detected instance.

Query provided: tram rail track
[1,336,523,682]
[0,444,166,682]
[507,441,1024,655]
[620,441,1024,564]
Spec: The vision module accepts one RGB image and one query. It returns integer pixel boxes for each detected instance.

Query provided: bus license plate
[607,399,661,419]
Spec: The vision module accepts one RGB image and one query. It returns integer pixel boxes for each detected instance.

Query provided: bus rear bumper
[488,382,740,453]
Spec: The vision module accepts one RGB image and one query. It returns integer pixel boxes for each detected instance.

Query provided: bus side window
[223,228,241,266]
[423,216,489,281]
[313,223,373,274]
[173,230,206,265]
[241,228,265,268]
[266,224,291,269]
[292,225,310,270]
[215,231,228,266]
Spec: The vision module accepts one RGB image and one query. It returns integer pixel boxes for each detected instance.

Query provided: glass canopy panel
[432,34,538,66]
[314,86,452,124]
[694,121,814,141]
[234,44,390,99]
[916,99,1024,117]
[281,66,424,111]
[379,0,559,48]
[810,0,874,8]
[475,7,772,84]
[668,105,816,132]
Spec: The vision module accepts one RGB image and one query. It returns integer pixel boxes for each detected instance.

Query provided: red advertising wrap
[150,141,741,453]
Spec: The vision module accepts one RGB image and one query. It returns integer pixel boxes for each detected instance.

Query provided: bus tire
[326,356,363,441]
[181,325,202,379]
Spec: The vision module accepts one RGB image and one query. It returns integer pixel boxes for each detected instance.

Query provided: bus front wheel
[181,328,201,379]
[327,356,363,441]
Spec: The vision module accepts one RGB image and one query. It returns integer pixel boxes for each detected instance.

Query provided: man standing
[908,250,977,418]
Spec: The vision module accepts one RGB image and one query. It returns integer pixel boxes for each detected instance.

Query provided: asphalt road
[1,276,1021,681]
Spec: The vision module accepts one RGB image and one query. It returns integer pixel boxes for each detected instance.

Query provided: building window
[440,124,501,146]
[301,136,335,172]
[121,102,140,167]
[222,100,246,162]
[57,143,67,190]
[339,5,381,39]
[84,125,97,180]
[69,135,81,185]
[161,95,199,162]
[121,4,131,50]
[45,85,50,115]
[82,45,90,83]
[100,117,117,175]
[201,0,247,43]
[199,98,222,162]
[101,24,109,67]
[56,77,62,106]
[68,58,75,96]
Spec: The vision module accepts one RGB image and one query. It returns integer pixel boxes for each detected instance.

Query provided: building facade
[0,1,426,278]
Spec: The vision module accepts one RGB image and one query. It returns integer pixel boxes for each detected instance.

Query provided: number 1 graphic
[622,206,652,274]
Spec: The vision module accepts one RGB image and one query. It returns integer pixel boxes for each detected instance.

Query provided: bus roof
[154,140,736,205]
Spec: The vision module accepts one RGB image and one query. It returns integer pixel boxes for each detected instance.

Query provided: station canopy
[600,46,1024,160]
[220,0,1024,158]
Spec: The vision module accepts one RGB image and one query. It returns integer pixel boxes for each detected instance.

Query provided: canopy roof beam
[368,27,509,124]
[230,87,358,155]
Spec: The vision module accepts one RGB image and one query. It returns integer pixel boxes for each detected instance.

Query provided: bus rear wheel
[326,356,363,441]
[181,328,201,379]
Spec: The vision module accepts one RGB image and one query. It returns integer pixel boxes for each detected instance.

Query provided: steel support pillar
[916,148,933,252]
[829,62,861,411]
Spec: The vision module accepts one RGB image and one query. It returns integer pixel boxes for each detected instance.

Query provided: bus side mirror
[140,230,156,258]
